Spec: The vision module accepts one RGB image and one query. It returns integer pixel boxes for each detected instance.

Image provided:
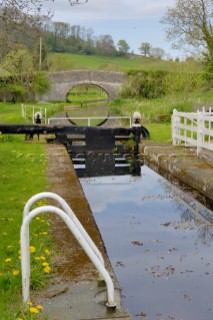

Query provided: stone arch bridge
[37,70,127,102]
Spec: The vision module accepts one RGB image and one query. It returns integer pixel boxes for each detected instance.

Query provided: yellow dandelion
[45,249,50,255]
[27,301,33,306]
[5,258,12,263]
[35,257,41,260]
[13,270,19,276]
[29,307,39,314]
[35,217,40,221]
[36,305,44,310]
[42,232,48,235]
[42,262,49,267]
[30,246,36,253]
[43,266,51,273]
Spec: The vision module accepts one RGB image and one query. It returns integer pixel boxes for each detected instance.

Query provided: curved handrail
[21,205,116,308]
[23,192,104,266]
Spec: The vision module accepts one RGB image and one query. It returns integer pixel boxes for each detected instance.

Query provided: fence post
[44,108,47,124]
[172,109,180,146]
[21,104,27,119]
[197,111,203,155]
[32,107,35,124]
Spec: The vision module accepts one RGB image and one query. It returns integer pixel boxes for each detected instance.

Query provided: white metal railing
[21,192,116,308]
[21,104,47,124]
[172,108,213,154]
[48,116,132,127]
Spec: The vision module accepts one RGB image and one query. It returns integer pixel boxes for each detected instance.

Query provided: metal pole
[39,37,42,71]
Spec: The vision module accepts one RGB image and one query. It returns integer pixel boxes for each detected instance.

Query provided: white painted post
[32,107,35,124]
[44,108,47,124]
[21,104,27,119]
[172,109,179,146]
[21,205,116,308]
[197,112,204,155]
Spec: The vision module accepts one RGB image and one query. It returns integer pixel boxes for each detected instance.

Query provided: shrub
[121,69,204,99]
[121,70,167,99]
[164,72,204,94]
[31,73,50,95]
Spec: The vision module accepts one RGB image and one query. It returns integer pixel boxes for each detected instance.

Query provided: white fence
[172,108,213,154]
[21,104,47,123]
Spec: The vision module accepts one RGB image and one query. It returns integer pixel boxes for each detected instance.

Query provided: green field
[48,52,203,73]
[0,102,64,319]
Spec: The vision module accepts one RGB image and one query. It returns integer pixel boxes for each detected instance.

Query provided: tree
[161,0,213,68]
[2,45,34,74]
[150,47,166,60]
[31,73,50,95]
[139,42,152,57]
[0,1,88,59]
[96,35,117,56]
[117,39,130,55]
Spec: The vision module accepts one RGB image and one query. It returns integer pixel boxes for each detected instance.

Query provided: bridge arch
[66,82,109,102]
[36,70,126,102]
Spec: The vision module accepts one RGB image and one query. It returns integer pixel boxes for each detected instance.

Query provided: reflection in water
[80,166,213,320]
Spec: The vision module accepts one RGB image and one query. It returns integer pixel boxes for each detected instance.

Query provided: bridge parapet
[48,70,126,83]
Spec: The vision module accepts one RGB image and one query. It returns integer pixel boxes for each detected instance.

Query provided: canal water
[80,165,213,320]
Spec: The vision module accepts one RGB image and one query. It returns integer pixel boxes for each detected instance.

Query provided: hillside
[48,52,202,73]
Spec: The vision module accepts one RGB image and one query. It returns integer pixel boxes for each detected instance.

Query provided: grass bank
[0,102,64,124]
[0,135,50,319]
[108,91,213,142]
[0,102,65,319]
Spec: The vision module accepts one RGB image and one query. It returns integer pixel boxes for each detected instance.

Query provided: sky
[46,0,184,59]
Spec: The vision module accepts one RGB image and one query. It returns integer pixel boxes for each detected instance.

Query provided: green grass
[0,102,64,124]
[0,135,51,319]
[146,123,172,143]
[0,102,66,319]
[109,92,211,121]
[48,52,203,73]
